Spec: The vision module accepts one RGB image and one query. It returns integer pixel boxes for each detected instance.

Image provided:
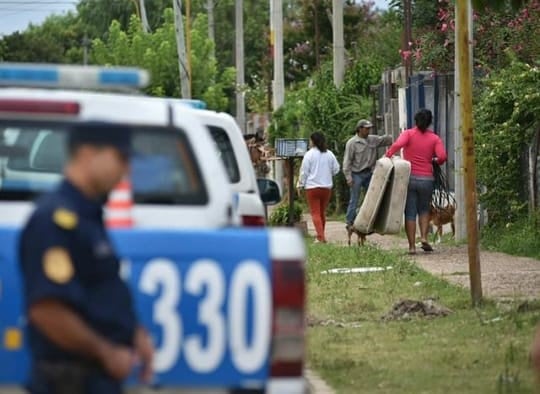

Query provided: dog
[428,203,456,243]
[346,224,367,246]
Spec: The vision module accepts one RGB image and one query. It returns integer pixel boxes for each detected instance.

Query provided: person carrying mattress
[385,108,447,255]
[343,119,393,232]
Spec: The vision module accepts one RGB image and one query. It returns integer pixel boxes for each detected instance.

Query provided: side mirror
[257,178,281,206]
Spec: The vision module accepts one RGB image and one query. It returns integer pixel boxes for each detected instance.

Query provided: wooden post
[456,0,482,305]
[454,0,472,242]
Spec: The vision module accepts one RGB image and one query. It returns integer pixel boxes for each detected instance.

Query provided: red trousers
[306,187,332,242]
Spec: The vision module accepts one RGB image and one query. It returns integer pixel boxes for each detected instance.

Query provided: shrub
[268,201,303,226]
[475,58,540,225]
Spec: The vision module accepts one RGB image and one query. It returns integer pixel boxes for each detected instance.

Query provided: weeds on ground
[307,242,540,394]
[481,215,540,260]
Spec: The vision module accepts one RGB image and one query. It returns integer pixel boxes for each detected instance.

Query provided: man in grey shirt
[343,119,393,228]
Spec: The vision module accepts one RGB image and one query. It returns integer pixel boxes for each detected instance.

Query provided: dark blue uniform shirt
[19,179,137,391]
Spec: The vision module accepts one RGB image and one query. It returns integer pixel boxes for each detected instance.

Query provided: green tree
[91,10,234,110]
[174,0,270,85]
[269,58,381,213]
[283,0,381,84]
[0,13,84,63]
[475,58,540,224]
[389,0,439,30]
[351,9,402,68]
[77,0,169,39]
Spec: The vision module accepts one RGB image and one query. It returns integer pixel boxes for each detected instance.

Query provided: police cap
[67,121,132,157]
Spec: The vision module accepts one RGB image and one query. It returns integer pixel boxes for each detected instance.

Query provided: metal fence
[377,68,456,191]
[377,68,540,220]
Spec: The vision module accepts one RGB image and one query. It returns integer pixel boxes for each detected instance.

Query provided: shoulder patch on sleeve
[43,247,74,284]
[53,208,78,230]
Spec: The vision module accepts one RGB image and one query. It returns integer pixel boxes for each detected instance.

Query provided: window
[0,121,208,205]
[207,125,240,183]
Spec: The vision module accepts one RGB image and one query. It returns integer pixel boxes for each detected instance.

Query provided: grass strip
[306,242,540,393]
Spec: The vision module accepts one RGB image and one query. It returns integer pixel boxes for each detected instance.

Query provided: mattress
[353,157,393,233]
[373,157,411,234]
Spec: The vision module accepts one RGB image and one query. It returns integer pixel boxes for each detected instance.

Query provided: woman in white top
[297,132,340,243]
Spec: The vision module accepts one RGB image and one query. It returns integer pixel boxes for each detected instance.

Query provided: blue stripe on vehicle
[99,70,140,86]
[0,67,58,83]
[0,227,272,389]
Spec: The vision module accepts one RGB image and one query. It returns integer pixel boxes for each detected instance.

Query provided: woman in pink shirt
[386,108,447,254]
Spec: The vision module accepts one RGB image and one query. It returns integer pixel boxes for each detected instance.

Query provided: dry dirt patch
[382,299,453,321]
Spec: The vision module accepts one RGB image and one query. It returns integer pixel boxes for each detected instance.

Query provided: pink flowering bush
[408,0,540,73]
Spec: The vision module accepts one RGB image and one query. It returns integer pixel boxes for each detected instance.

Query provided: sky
[0,0,77,35]
[0,0,390,36]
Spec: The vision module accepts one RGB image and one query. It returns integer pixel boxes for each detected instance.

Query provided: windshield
[207,125,240,183]
[0,121,208,205]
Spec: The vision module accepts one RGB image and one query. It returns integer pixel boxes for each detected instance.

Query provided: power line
[0,1,77,3]
[0,5,75,12]
[0,8,72,11]
[0,1,76,15]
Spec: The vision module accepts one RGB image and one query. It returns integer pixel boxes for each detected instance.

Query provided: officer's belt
[36,360,100,394]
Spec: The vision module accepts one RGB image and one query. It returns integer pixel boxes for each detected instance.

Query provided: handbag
[431,161,456,211]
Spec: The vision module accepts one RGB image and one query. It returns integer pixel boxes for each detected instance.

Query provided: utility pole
[313,0,321,69]
[139,0,150,32]
[332,0,344,87]
[271,0,284,109]
[207,0,215,55]
[186,0,192,97]
[270,0,285,198]
[454,0,472,242]
[456,0,482,305]
[172,0,191,98]
[82,33,90,66]
[402,0,413,79]
[235,0,246,133]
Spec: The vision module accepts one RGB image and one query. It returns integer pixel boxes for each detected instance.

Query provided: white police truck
[0,63,307,393]
[174,102,269,226]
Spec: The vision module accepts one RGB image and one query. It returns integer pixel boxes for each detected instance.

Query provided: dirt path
[304,215,540,300]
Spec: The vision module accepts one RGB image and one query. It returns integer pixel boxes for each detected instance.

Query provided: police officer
[19,122,154,394]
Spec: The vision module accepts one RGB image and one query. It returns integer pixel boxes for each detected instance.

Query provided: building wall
[378,69,456,191]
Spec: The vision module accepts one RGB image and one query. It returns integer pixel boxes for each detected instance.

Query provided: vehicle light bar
[176,99,207,109]
[0,63,150,90]
[0,99,80,115]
